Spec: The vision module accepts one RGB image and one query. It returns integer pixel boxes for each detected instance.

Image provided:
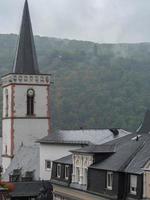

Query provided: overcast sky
[0,0,150,43]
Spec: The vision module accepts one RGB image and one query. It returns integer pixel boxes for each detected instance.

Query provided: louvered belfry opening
[27,94,34,116]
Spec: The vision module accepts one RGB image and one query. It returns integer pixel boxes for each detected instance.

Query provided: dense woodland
[0,34,150,132]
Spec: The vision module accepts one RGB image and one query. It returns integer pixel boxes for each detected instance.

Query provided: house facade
[51,112,150,200]
[38,129,130,180]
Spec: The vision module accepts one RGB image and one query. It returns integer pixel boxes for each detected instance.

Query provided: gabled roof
[70,144,116,154]
[124,137,150,174]
[3,145,39,181]
[137,109,150,134]
[38,129,130,145]
[90,133,150,174]
[13,0,40,75]
[54,155,72,165]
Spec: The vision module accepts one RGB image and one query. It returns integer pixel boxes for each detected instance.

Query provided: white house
[38,129,130,180]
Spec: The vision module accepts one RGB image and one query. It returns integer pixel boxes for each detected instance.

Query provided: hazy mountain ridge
[0,34,150,131]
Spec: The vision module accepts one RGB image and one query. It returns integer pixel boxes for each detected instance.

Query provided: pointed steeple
[13,0,40,74]
[137,109,150,134]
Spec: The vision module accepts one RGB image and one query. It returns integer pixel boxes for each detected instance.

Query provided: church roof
[38,129,130,145]
[13,0,40,75]
[3,145,39,181]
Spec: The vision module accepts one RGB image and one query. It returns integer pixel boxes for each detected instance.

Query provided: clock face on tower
[27,89,34,97]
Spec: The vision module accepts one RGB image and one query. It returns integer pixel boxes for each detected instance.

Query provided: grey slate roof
[3,145,39,181]
[13,0,40,75]
[10,181,52,197]
[70,144,116,154]
[38,129,130,145]
[137,109,150,134]
[124,136,150,174]
[90,133,150,174]
[54,155,72,165]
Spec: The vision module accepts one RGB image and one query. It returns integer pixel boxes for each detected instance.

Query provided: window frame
[65,165,69,180]
[76,167,80,183]
[45,160,52,171]
[57,164,61,178]
[130,175,137,195]
[107,171,113,190]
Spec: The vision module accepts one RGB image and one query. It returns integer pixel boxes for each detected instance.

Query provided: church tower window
[27,89,35,116]
[5,145,7,155]
[5,89,9,117]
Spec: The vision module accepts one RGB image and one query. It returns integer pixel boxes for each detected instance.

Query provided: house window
[107,171,113,190]
[45,160,52,171]
[130,175,137,195]
[65,165,69,180]
[76,167,80,183]
[57,164,61,178]
[83,168,88,185]
[27,89,35,116]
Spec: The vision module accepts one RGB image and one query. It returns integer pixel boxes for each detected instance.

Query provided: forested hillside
[1,34,150,132]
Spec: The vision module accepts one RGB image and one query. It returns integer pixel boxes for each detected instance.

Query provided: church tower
[1,0,51,172]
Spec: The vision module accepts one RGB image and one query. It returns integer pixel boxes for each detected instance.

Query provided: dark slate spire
[137,109,150,134]
[13,0,40,74]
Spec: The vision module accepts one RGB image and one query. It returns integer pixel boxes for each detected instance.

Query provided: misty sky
[0,0,150,43]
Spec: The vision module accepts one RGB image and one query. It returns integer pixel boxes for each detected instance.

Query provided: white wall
[2,81,51,172]
[13,85,50,153]
[2,120,11,156]
[14,85,48,117]
[40,144,82,180]
[2,84,50,154]
[3,85,12,118]
[2,157,11,173]
[2,85,13,172]
[14,119,49,153]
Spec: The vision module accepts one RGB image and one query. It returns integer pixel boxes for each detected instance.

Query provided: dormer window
[130,175,137,195]
[65,165,69,180]
[107,171,113,190]
[57,164,61,178]
[27,89,35,116]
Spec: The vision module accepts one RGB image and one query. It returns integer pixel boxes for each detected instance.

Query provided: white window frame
[45,160,52,171]
[130,175,137,195]
[107,171,113,190]
[65,165,69,180]
[76,167,80,183]
[57,164,61,178]
[83,168,88,185]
